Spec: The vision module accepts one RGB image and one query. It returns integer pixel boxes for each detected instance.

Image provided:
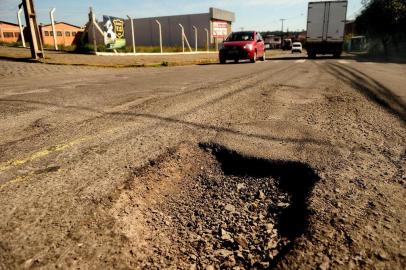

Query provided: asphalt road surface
[0,55,405,269]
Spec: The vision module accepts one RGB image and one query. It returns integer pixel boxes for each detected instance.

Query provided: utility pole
[89,7,97,54]
[280,19,286,49]
[22,0,44,59]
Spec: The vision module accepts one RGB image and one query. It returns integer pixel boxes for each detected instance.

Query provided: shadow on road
[325,62,406,122]
[348,53,406,64]
[267,55,355,61]
[0,56,39,63]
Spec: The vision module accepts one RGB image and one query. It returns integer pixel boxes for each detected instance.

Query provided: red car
[219,31,266,64]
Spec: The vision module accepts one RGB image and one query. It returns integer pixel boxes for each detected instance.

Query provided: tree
[356,0,406,55]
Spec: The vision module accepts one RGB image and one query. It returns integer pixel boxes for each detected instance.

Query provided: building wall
[127,13,211,48]
[40,23,83,47]
[87,8,235,49]
[0,23,21,43]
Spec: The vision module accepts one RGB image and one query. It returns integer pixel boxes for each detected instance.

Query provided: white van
[292,42,303,53]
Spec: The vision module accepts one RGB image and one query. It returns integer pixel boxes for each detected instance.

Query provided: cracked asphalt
[0,53,405,269]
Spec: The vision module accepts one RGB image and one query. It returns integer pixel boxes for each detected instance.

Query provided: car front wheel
[250,52,257,63]
[259,51,265,61]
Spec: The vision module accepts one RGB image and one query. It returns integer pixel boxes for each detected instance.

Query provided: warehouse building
[39,22,83,47]
[0,21,23,44]
[87,7,235,49]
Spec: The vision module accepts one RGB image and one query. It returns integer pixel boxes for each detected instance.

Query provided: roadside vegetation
[0,41,210,55]
[356,0,406,57]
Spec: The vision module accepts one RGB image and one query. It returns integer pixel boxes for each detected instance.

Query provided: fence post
[193,26,197,52]
[204,28,209,52]
[50,8,58,50]
[155,20,163,54]
[178,24,185,52]
[17,6,26,47]
[127,15,136,54]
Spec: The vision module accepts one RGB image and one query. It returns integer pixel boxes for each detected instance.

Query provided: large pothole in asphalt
[118,143,319,269]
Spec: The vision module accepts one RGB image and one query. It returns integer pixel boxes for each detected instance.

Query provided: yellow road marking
[0,127,123,174]
[0,138,86,173]
[0,167,66,190]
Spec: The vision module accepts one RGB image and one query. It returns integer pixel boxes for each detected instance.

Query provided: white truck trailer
[306,0,348,58]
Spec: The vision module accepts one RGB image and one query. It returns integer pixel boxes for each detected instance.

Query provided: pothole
[115,143,319,269]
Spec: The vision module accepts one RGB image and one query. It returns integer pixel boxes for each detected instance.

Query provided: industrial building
[87,7,235,49]
[39,22,83,47]
[0,21,23,43]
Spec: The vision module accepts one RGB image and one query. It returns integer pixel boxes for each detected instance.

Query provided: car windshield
[293,44,301,47]
[226,32,254,42]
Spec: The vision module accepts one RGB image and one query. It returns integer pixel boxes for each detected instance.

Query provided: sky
[1,0,363,31]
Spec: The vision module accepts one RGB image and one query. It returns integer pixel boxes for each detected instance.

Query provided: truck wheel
[220,57,226,64]
[234,58,239,63]
[333,52,342,58]
[250,52,257,63]
[308,52,316,59]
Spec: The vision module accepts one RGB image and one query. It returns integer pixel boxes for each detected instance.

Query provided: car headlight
[244,44,254,50]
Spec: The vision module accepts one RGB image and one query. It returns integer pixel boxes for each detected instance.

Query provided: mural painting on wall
[103,15,126,49]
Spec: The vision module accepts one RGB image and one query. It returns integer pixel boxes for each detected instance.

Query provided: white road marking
[295,59,306,63]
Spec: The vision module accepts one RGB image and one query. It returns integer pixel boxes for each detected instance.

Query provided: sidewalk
[0,46,219,67]
[0,46,284,68]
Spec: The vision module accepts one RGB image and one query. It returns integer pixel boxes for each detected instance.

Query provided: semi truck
[306,0,348,58]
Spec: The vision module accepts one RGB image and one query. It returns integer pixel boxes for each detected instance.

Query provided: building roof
[210,7,235,22]
[40,21,83,29]
[0,20,20,27]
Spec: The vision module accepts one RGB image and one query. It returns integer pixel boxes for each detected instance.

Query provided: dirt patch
[112,143,319,269]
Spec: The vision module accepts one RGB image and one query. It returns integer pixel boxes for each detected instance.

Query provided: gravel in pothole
[135,145,293,269]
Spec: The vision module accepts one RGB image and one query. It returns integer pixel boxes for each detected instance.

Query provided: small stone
[205,265,215,270]
[225,204,236,213]
[234,235,249,249]
[223,255,236,268]
[259,262,270,268]
[189,254,197,261]
[266,223,274,233]
[376,251,389,261]
[257,191,265,200]
[277,202,290,208]
[23,259,34,269]
[268,249,279,259]
[190,264,197,270]
[214,249,233,258]
[221,229,233,241]
[235,250,244,259]
[237,183,246,191]
[318,256,330,270]
[267,239,278,249]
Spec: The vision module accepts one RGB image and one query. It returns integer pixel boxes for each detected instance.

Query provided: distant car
[292,42,303,53]
[219,31,266,64]
[282,38,292,50]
